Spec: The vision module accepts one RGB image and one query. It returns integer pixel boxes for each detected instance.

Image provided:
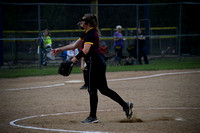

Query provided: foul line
[5,83,65,91]
[108,70,200,82]
[4,70,200,91]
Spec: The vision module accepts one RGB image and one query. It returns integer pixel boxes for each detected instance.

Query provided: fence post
[91,0,98,25]
[145,0,150,55]
[0,1,3,66]
[136,5,139,64]
[38,4,42,69]
[178,3,182,61]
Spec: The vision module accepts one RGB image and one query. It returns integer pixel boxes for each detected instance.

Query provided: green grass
[107,57,200,71]
[0,57,200,78]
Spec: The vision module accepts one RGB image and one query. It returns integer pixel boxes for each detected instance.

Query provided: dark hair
[83,14,100,35]
[44,29,51,36]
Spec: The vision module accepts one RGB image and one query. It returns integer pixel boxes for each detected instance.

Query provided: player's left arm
[71,43,91,63]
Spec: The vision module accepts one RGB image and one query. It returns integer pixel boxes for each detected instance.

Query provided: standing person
[51,14,133,123]
[136,28,149,64]
[113,25,124,59]
[37,29,53,66]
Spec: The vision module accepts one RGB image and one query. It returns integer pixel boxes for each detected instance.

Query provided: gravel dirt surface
[0,69,200,133]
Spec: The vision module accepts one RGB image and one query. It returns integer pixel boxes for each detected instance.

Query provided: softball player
[51,14,133,123]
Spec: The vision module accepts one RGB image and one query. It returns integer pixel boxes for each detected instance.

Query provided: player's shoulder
[87,28,96,34]
[85,29,96,37]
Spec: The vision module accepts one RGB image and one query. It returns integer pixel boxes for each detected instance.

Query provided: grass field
[0,57,200,78]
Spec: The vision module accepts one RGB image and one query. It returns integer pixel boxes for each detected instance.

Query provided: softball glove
[58,60,73,76]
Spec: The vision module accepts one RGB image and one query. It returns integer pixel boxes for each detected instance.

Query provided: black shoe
[123,102,133,119]
[80,85,88,90]
[81,116,99,123]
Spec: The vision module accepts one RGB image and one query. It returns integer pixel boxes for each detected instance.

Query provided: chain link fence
[1,2,200,67]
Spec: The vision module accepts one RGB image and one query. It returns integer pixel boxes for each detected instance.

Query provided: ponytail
[83,14,100,35]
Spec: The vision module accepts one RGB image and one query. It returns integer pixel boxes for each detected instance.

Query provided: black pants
[83,69,88,86]
[138,47,149,64]
[86,55,127,118]
[115,46,123,58]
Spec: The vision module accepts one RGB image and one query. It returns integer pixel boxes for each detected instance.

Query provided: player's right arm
[51,38,82,56]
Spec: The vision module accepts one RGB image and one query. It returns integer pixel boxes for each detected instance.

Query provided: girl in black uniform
[52,14,133,123]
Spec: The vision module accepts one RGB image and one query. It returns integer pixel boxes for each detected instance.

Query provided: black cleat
[81,116,99,123]
[80,85,88,90]
[123,102,133,119]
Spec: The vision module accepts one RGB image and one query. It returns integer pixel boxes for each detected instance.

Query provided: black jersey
[80,28,101,60]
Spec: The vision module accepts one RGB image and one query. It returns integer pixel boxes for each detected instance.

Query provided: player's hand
[71,57,78,63]
[51,48,61,56]
[81,65,84,71]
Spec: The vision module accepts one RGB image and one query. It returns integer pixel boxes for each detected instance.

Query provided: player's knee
[99,87,110,96]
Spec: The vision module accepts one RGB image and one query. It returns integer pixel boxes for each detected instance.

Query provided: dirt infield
[0,69,200,133]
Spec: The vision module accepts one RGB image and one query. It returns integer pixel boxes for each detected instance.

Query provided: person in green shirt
[37,29,54,66]
[43,30,52,48]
